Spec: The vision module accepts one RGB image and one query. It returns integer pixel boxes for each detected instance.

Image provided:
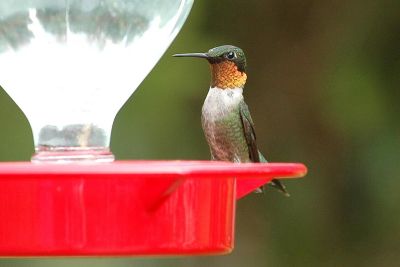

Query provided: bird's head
[174,45,247,89]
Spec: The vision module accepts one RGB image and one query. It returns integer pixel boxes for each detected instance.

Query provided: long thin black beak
[173,53,210,59]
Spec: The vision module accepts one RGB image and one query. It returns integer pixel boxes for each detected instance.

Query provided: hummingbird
[174,45,289,196]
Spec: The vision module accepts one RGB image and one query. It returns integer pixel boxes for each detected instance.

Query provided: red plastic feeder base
[0,161,306,257]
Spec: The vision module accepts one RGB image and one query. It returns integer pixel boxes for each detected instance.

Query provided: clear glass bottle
[0,0,194,162]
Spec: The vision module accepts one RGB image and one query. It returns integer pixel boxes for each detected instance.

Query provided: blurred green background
[1,0,400,266]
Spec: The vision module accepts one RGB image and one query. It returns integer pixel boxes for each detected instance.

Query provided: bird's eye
[226,51,236,60]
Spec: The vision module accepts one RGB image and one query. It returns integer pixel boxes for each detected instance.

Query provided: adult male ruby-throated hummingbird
[174,45,289,196]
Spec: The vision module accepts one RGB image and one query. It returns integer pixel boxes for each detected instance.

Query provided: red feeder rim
[0,160,306,257]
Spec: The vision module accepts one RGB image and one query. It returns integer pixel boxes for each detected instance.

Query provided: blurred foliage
[0,0,400,266]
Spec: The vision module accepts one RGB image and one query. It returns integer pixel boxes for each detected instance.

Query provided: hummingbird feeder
[0,0,306,257]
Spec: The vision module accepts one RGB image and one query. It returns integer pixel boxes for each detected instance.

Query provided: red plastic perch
[0,160,306,256]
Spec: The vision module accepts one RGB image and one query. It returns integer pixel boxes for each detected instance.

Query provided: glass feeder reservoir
[0,0,193,162]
